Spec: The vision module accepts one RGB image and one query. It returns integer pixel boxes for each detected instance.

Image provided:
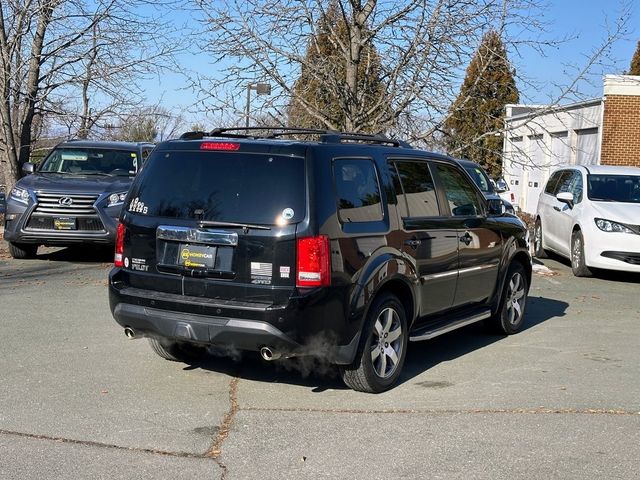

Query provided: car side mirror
[487,199,505,216]
[556,191,574,208]
[21,162,35,175]
[495,179,508,193]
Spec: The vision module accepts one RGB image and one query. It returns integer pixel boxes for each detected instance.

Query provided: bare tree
[192,0,502,133]
[0,0,183,191]
[106,106,185,142]
[191,0,631,160]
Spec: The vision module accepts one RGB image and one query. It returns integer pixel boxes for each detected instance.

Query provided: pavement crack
[0,429,208,459]
[206,376,240,479]
[240,406,640,416]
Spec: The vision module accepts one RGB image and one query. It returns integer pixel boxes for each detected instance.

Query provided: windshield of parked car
[129,150,306,225]
[39,148,139,176]
[463,165,494,193]
[587,174,640,203]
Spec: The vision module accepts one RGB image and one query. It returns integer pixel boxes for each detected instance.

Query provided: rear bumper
[108,270,360,364]
[113,302,303,352]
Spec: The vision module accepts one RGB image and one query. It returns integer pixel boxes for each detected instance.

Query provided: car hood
[16,173,133,195]
[591,201,640,225]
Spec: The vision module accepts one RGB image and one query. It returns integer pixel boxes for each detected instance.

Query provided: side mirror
[21,162,35,175]
[495,179,509,193]
[556,191,574,208]
[488,199,505,216]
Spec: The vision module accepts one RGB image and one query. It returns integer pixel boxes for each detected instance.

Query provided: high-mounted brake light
[114,223,126,267]
[296,235,331,287]
[200,142,240,151]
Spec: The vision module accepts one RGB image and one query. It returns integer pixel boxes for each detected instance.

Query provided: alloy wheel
[572,235,582,269]
[370,307,403,378]
[505,272,526,326]
[534,224,542,252]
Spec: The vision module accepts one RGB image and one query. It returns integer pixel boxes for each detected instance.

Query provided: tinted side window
[569,172,583,204]
[435,163,482,217]
[556,171,575,195]
[391,160,440,217]
[334,159,383,223]
[544,171,564,194]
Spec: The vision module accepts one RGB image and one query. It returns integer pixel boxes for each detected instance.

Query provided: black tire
[147,337,208,363]
[533,219,548,259]
[8,242,38,259]
[340,293,408,393]
[571,230,592,277]
[486,262,529,335]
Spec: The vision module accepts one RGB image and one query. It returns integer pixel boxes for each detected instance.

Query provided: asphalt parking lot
[1,239,639,479]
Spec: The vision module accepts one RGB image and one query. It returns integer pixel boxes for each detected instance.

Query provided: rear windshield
[587,174,640,203]
[130,150,306,224]
[40,147,139,176]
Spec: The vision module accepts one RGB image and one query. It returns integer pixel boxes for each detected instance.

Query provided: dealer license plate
[178,244,216,268]
[53,217,76,230]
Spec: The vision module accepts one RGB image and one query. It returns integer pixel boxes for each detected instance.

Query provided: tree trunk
[17,4,53,169]
[0,4,19,191]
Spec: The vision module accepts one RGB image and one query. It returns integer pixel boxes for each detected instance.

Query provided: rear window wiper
[197,220,271,230]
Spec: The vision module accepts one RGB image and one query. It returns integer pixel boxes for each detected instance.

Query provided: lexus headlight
[107,191,128,207]
[10,187,30,204]
[594,218,637,234]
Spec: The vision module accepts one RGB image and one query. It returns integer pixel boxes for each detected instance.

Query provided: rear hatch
[121,142,307,306]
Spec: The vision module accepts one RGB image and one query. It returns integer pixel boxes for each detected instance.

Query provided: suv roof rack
[179,127,412,148]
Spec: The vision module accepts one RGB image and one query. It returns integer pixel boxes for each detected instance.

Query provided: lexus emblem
[59,196,73,206]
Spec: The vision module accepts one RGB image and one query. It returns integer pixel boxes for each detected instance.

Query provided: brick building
[600,76,640,166]
[502,75,640,214]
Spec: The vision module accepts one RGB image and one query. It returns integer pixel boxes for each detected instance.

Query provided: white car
[534,165,640,276]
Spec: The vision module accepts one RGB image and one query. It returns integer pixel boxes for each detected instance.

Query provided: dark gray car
[4,140,154,258]
[456,158,516,215]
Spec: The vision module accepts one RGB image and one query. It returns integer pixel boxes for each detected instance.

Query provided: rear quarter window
[333,158,383,223]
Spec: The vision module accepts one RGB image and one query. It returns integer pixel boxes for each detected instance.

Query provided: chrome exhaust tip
[124,327,136,339]
[260,346,282,361]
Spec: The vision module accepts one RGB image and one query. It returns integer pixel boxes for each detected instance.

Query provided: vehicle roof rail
[320,133,412,148]
[179,127,412,147]
[208,127,338,138]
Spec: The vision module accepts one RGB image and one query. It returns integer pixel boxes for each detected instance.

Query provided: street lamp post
[245,82,272,128]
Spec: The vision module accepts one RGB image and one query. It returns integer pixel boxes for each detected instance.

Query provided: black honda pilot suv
[109,128,531,393]
[4,140,154,258]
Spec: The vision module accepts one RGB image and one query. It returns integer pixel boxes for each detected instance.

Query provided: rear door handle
[553,206,561,212]
[460,232,472,245]
[404,238,422,249]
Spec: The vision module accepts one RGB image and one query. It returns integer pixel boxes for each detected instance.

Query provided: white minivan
[534,165,640,276]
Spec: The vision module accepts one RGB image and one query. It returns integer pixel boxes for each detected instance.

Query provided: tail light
[296,235,331,287]
[114,223,126,267]
[510,192,515,203]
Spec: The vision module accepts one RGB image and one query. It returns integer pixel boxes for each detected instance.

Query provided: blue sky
[142,0,639,124]
[508,0,639,103]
